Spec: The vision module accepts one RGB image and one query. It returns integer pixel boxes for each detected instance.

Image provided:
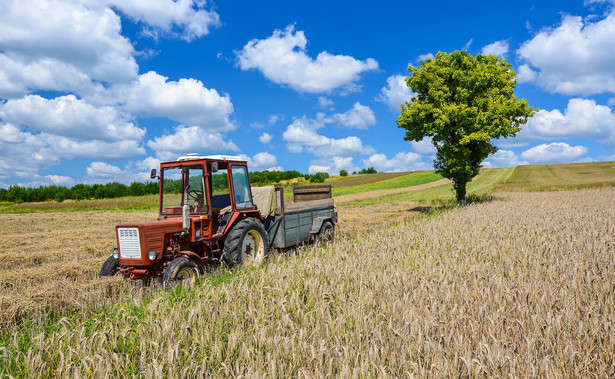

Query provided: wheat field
[1,188,614,377]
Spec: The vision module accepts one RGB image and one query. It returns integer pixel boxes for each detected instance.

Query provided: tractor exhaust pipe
[183,184,191,234]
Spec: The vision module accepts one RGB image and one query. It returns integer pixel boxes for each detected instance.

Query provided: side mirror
[150,168,157,179]
[210,162,218,173]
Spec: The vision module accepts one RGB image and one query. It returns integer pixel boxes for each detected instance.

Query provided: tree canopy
[397,50,536,202]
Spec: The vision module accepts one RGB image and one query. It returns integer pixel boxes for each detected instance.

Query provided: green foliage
[339,169,348,177]
[309,172,329,183]
[397,50,536,202]
[358,167,377,174]
[0,181,159,203]
[249,170,304,185]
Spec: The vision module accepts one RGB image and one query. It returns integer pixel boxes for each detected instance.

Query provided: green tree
[397,50,536,203]
[339,169,348,177]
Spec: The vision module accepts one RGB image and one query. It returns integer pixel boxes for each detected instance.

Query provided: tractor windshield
[161,165,207,215]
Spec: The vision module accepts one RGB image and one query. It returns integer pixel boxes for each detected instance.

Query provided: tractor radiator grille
[117,227,141,259]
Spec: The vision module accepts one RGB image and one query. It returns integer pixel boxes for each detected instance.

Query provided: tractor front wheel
[222,218,269,267]
[99,255,120,277]
[163,257,199,284]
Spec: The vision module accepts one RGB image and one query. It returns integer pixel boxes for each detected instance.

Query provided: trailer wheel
[222,218,269,267]
[163,257,199,284]
[99,255,120,277]
[318,221,334,243]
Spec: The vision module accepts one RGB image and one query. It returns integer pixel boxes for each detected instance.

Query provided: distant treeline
[0,170,339,203]
[0,168,378,204]
[0,182,160,203]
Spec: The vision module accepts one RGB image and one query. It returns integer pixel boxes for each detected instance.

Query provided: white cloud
[331,102,376,129]
[521,142,588,164]
[417,53,434,62]
[409,138,437,155]
[362,152,430,172]
[46,175,75,186]
[283,117,374,157]
[115,71,235,131]
[0,122,143,182]
[517,64,538,84]
[86,161,123,178]
[377,74,414,112]
[102,0,221,41]
[518,12,615,95]
[268,114,284,125]
[251,152,277,168]
[0,0,138,97]
[236,25,379,93]
[481,40,509,58]
[147,125,238,160]
[259,132,273,144]
[308,156,356,175]
[0,95,145,142]
[520,98,615,144]
[318,96,334,108]
[483,150,527,168]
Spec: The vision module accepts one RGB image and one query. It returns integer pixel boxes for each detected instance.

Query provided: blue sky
[1,0,615,188]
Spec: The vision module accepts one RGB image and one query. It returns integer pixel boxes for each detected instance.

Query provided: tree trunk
[453,179,467,204]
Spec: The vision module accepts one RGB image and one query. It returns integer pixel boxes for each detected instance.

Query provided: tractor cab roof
[163,153,246,164]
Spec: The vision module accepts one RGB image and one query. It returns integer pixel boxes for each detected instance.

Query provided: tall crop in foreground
[1,189,614,376]
[397,50,536,202]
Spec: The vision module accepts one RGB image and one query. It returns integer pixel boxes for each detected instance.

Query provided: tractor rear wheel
[318,221,334,243]
[163,257,199,284]
[99,255,120,277]
[222,218,269,267]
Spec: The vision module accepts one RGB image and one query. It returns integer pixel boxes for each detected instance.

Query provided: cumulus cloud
[517,64,538,84]
[147,125,239,161]
[417,53,434,62]
[114,71,235,131]
[521,142,588,164]
[101,0,221,41]
[409,138,437,155]
[520,98,615,144]
[236,25,379,93]
[0,95,145,142]
[0,122,144,182]
[483,150,527,168]
[308,156,356,175]
[283,117,374,157]
[481,40,509,58]
[0,0,138,98]
[331,102,376,129]
[362,152,430,172]
[259,132,273,144]
[86,161,123,178]
[518,12,615,95]
[377,75,414,112]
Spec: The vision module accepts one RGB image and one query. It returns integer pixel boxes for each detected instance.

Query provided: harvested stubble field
[1,188,614,377]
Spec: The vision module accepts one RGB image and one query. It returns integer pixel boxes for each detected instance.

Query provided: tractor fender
[177,250,205,274]
[310,217,331,235]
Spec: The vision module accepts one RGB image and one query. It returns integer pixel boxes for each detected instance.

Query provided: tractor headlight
[113,248,119,259]
[148,249,159,261]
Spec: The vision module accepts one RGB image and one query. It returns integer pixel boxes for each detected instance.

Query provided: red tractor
[100,154,337,283]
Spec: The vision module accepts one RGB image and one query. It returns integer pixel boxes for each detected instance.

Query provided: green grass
[496,161,615,192]
[339,167,514,206]
[331,171,443,197]
[0,195,159,214]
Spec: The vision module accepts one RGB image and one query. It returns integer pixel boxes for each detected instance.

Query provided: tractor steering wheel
[188,189,203,201]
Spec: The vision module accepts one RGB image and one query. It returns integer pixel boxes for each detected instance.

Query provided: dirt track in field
[334,178,451,204]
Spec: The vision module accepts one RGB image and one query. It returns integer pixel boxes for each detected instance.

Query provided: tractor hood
[116,218,183,266]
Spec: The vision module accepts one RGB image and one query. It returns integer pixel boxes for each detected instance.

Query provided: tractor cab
[156,154,259,237]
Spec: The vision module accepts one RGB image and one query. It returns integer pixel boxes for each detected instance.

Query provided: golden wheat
[2,189,614,377]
